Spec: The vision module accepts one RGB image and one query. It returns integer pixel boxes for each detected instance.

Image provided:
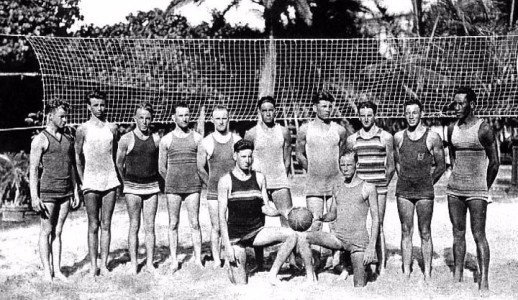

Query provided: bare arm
[447,122,456,166]
[364,182,379,265]
[321,188,337,222]
[197,139,209,186]
[29,134,47,213]
[295,124,308,171]
[479,121,500,189]
[110,124,122,182]
[428,131,446,184]
[116,133,130,183]
[74,125,86,186]
[218,175,235,263]
[337,124,347,157]
[383,132,396,184]
[258,172,282,217]
[393,132,403,175]
[158,134,170,180]
[281,126,292,175]
[243,127,255,142]
[68,135,81,209]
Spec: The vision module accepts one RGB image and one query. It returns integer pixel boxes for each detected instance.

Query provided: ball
[287,207,313,232]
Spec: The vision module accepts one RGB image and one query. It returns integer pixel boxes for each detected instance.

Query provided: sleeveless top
[125,132,159,184]
[352,128,388,194]
[39,130,74,198]
[334,180,370,247]
[82,122,120,192]
[396,129,434,199]
[165,131,201,194]
[227,171,265,240]
[207,134,235,200]
[305,121,342,196]
[447,119,488,197]
[252,124,290,189]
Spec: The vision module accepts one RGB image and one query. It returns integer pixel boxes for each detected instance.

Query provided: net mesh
[25,35,518,124]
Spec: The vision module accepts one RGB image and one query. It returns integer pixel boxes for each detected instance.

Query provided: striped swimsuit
[352,128,389,195]
[123,132,160,195]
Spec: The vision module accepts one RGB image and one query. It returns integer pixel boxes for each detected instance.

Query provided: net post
[512,137,518,186]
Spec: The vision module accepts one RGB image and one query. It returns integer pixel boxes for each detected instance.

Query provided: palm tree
[0,152,30,208]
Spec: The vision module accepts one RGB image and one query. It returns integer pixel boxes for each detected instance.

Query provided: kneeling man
[299,150,379,287]
[218,140,297,285]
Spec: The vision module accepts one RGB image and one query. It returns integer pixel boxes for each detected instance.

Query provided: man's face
[234,149,253,171]
[405,104,422,128]
[88,98,106,119]
[339,154,357,180]
[313,100,333,121]
[134,108,152,132]
[359,107,375,130]
[259,102,275,124]
[174,107,190,129]
[212,109,229,133]
[453,93,471,120]
[49,107,68,129]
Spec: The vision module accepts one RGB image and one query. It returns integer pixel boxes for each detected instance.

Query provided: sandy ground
[1,167,518,299]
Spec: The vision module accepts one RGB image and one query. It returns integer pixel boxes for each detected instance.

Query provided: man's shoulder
[31,131,48,148]
[160,132,173,146]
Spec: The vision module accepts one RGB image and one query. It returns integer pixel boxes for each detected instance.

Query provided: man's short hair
[174,101,190,113]
[212,105,228,115]
[403,98,423,112]
[453,86,477,104]
[257,96,276,108]
[136,102,154,117]
[311,90,335,105]
[46,99,70,114]
[234,139,254,152]
[341,149,358,163]
[85,89,107,105]
[358,100,378,115]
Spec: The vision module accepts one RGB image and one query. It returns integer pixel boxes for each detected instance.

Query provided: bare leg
[142,194,158,271]
[99,189,117,275]
[207,200,221,268]
[306,196,325,264]
[166,194,182,272]
[84,192,101,276]
[227,245,247,285]
[52,199,71,281]
[296,232,316,283]
[448,195,467,282]
[304,231,344,282]
[39,202,57,282]
[376,193,388,274]
[467,200,489,291]
[184,192,203,267]
[351,252,367,287]
[271,188,297,267]
[397,197,415,279]
[125,193,143,275]
[416,199,434,281]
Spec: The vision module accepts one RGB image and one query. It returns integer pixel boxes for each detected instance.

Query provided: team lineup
[29,87,499,291]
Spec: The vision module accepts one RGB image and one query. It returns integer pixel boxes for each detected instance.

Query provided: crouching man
[218,139,297,285]
[299,149,379,287]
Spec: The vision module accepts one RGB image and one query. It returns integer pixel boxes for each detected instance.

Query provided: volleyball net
[25,35,518,124]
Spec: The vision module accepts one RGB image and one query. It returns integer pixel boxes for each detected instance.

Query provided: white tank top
[252,124,290,189]
[82,122,120,191]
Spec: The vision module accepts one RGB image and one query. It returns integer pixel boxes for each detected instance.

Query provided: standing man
[197,105,240,268]
[298,150,379,287]
[159,102,203,272]
[346,100,395,274]
[75,90,121,276]
[30,99,80,282]
[446,87,499,291]
[296,91,347,233]
[394,99,446,281]
[218,140,298,285]
[245,96,294,268]
[116,103,161,275]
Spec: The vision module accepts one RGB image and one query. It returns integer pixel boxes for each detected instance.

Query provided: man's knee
[189,218,200,231]
[419,228,432,242]
[452,227,466,240]
[472,230,487,244]
[401,222,413,237]
[311,220,323,232]
[40,224,53,237]
[100,219,112,232]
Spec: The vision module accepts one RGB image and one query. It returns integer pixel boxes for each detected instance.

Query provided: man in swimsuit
[116,103,161,275]
[346,100,395,274]
[218,139,298,285]
[298,150,379,287]
[394,99,446,281]
[296,91,347,266]
[197,105,241,268]
[30,99,80,282]
[159,102,203,272]
[446,87,499,291]
[75,90,121,276]
[244,96,294,268]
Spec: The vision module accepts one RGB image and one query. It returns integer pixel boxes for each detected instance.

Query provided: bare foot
[89,267,99,277]
[170,260,179,274]
[143,264,158,276]
[54,271,69,282]
[99,266,110,276]
[43,271,53,283]
[213,259,222,269]
[268,274,283,286]
[336,270,349,282]
[306,272,317,284]
[128,265,138,276]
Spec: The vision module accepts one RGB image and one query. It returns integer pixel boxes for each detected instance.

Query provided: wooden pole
[512,137,518,186]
